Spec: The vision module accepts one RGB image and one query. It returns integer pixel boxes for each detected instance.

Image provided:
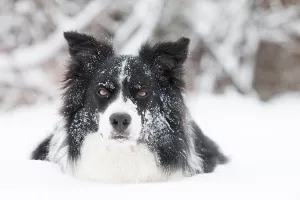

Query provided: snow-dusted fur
[31,31,227,183]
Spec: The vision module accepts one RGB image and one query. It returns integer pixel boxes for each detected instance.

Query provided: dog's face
[88,56,156,141]
[61,32,190,156]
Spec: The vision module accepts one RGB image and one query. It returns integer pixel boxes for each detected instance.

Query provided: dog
[32,31,227,183]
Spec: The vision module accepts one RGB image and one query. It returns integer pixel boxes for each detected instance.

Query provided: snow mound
[0,93,299,199]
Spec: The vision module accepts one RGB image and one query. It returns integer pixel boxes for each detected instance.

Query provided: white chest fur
[72,133,182,183]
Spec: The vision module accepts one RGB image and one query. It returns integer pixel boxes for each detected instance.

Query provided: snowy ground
[0,92,299,199]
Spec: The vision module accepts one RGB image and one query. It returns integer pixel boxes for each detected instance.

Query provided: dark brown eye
[136,89,149,98]
[98,87,110,98]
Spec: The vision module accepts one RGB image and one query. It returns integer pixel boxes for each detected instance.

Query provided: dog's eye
[136,89,149,98]
[98,87,110,98]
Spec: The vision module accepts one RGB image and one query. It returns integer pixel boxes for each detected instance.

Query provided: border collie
[32,31,227,183]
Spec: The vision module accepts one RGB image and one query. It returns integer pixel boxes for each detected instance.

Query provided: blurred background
[0,0,300,110]
[0,1,299,193]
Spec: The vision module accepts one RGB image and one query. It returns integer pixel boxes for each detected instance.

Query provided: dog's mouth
[111,135,128,140]
[102,132,138,146]
[110,131,130,141]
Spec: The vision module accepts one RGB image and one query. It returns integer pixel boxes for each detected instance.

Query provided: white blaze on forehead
[119,58,128,85]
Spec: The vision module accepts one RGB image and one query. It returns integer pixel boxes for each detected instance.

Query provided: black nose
[109,113,131,133]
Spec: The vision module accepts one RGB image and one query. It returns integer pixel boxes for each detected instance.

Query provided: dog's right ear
[64,31,114,59]
[61,32,114,121]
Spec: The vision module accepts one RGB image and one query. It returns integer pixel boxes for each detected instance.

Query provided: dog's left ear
[139,37,190,88]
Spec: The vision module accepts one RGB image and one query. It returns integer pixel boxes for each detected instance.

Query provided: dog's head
[62,32,190,149]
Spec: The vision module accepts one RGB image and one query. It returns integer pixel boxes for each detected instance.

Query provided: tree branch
[0,0,109,70]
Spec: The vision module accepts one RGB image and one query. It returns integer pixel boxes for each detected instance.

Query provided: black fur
[31,135,52,160]
[192,122,228,173]
[139,37,189,92]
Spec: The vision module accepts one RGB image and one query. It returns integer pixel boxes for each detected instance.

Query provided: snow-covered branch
[118,0,164,55]
[0,0,109,70]
[114,0,164,55]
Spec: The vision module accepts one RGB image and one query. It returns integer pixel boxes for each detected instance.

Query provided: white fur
[185,117,204,175]
[48,127,183,183]
[48,119,69,171]
[183,97,204,175]
[119,58,127,84]
[73,133,182,183]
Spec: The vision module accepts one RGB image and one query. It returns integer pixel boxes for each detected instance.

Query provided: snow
[0,93,299,199]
